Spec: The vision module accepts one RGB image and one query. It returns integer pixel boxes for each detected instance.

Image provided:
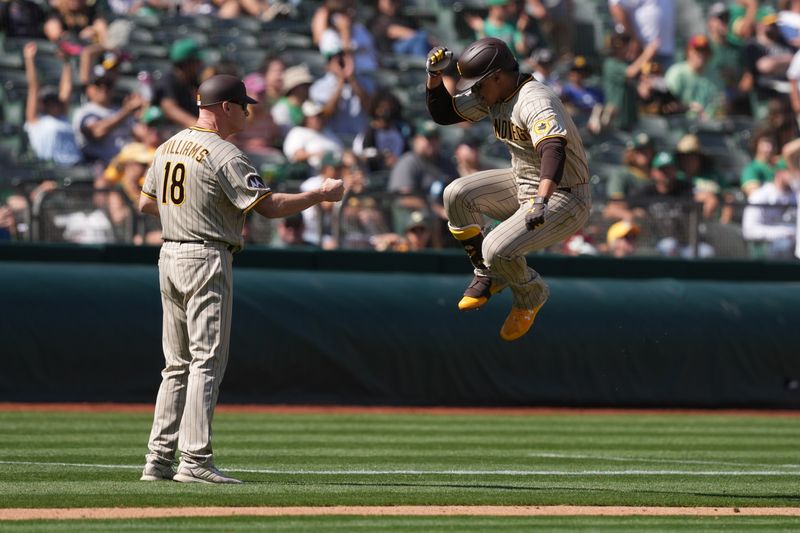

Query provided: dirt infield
[3,506,800,520]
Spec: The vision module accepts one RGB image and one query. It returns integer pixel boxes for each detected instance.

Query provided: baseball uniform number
[162,162,187,206]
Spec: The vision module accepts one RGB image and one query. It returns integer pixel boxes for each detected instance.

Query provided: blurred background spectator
[23,41,82,166]
[259,54,286,108]
[282,100,343,169]
[371,209,434,252]
[276,212,319,248]
[152,38,202,128]
[741,161,797,257]
[43,0,108,50]
[525,0,574,61]
[310,44,372,139]
[665,35,723,120]
[560,55,604,132]
[369,0,433,58]
[299,150,344,249]
[604,131,655,220]
[741,129,783,198]
[674,133,726,220]
[272,63,314,136]
[630,151,715,258]
[312,0,378,78]
[465,0,530,59]
[72,70,142,166]
[706,2,749,115]
[388,119,457,229]
[606,219,641,257]
[352,88,409,172]
[0,0,46,38]
[608,0,675,68]
[231,71,282,156]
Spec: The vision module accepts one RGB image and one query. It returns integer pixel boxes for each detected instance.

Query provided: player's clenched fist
[318,178,345,202]
[525,197,548,230]
[426,46,452,75]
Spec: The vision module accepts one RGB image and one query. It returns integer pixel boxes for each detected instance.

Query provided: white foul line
[1,461,800,476]
[527,452,800,470]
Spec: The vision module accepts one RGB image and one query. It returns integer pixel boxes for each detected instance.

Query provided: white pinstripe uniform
[141,126,270,470]
[444,77,592,309]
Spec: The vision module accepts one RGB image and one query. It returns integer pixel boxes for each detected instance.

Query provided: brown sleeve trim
[537,137,567,186]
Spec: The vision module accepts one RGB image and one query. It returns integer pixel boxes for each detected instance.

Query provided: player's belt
[163,239,235,253]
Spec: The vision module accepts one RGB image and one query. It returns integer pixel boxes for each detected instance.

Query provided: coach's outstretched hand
[426,46,452,75]
[318,178,345,202]
[525,197,548,230]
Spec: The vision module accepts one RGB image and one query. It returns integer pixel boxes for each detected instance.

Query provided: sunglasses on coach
[226,101,249,114]
[228,102,250,117]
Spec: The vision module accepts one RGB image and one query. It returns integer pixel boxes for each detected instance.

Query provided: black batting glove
[426,46,452,76]
[525,197,548,231]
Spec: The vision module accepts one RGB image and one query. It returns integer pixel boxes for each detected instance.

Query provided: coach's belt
[163,239,235,252]
[556,187,571,193]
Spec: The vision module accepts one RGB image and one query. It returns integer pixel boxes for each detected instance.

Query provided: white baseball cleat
[140,463,175,481]
[173,463,243,484]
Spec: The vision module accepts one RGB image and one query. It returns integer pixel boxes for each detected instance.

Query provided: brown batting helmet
[196,74,258,107]
[455,37,518,93]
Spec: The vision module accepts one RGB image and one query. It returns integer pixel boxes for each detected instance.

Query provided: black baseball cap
[197,74,258,107]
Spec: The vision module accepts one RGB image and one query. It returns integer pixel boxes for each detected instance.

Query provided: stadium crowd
[1,0,800,259]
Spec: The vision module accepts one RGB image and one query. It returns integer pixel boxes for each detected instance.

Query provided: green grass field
[1,408,800,531]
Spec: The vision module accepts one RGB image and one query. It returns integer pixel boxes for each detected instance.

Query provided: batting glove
[426,46,453,76]
[525,197,548,231]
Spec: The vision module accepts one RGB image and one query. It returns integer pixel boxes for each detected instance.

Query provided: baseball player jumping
[425,38,592,341]
[138,75,344,484]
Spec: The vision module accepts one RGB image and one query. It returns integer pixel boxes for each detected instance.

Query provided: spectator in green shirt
[603,131,656,221]
[728,0,774,46]
[465,0,529,58]
[601,28,660,131]
[740,129,782,197]
[665,34,724,120]
[675,133,729,221]
[706,2,749,115]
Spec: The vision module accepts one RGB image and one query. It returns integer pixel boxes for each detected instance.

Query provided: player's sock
[449,223,498,310]
[448,223,487,271]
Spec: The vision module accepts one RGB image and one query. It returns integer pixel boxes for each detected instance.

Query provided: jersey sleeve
[452,91,489,123]
[216,155,272,212]
[518,87,569,148]
[141,163,158,200]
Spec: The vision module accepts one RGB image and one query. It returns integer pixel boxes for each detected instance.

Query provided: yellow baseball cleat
[458,275,506,311]
[499,303,545,341]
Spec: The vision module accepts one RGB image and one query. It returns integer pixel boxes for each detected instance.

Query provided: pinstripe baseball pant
[444,168,591,309]
[145,241,233,469]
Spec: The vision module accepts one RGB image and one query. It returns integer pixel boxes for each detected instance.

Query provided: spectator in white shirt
[609,0,676,68]
[742,164,797,258]
[22,41,82,165]
[282,100,343,170]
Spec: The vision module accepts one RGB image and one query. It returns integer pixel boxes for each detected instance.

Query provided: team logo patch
[248,175,267,189]
[533,116,557,137]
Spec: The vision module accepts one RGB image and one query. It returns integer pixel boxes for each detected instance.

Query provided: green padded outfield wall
[1,244,800,407]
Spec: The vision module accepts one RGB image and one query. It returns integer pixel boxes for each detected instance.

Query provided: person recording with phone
[308,46,373,139]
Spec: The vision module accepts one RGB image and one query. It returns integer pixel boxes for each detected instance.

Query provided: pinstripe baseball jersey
[142,126,271,251]
[451,76,590,198]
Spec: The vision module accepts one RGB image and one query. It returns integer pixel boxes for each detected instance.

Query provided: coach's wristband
[531,196,548,205]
